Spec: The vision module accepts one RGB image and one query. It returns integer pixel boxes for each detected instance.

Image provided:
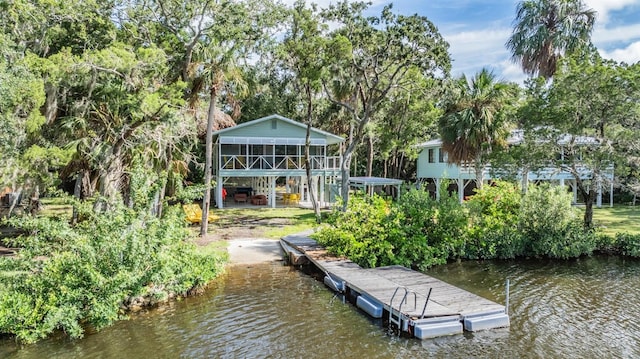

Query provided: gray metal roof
[349,176,404,186]
[416,129,601,148]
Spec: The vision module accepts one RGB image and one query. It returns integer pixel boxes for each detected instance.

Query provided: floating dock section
[281,232,509,339]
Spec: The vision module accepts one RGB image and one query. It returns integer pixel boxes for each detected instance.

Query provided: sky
[289,0,640,83]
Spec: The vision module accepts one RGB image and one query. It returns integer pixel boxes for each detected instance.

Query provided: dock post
[505,279,510,316]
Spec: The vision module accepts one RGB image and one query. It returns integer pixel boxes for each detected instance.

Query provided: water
[2,256,640,358]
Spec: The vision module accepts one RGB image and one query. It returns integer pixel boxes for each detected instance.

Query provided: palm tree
[439,68,517,190]
[506,0,596,79]
[188,43,246,237]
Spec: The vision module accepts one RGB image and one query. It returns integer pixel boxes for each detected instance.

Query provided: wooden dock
[281,232,509,339]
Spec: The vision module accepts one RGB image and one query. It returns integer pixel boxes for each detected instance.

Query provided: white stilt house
[212,114,344,208]
[416,132,615,207]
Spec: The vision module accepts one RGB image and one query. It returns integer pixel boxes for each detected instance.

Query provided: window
[428,149,435,163]
[271,119,277,129]
[438,149,446,163]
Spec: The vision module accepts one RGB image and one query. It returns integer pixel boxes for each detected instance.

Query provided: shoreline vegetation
[313,181,640,271]
[0,198,227,344]
[1,183,638,344]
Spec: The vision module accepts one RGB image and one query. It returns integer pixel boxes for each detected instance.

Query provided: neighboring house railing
[456,163,614,180]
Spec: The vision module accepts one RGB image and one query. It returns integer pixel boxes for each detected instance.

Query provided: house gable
[213,114,343,145]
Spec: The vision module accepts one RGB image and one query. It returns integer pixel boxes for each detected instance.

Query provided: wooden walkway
[281,232,509,339]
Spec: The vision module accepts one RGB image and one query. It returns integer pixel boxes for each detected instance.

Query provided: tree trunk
[6,187,22,217]
[72,172,82,224]
[94,153,123,212]
[44,84,58,125]
[474,156,484,191]
[366,135,374,177]
[304,85,321,223]
[340,142,357,211]
[156,145,173,218]
[397,151,405,179]
[383,157,388,178]
[575,176,597,229]
[583,186,597,230]
[340,114,369,211]
[584,196,594,230]
[201,85,217,236]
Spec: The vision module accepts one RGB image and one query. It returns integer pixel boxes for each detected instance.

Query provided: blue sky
[292,0,640,83]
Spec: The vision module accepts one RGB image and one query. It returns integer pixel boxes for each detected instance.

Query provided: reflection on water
[2,256,640,358]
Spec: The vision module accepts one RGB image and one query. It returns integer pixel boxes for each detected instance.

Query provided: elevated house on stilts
[212,114,344,208]
[416,130,614,207]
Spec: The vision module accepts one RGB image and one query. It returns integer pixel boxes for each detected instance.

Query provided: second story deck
[213,114,344,178]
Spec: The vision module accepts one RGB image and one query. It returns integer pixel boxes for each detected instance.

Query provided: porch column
[457,178,464,203]
[596,179,602,208]
[435,178,441,201]
[610,181,614,208]
[301,175,307,201]
[572,180,578,204]
[270,176,276,208]
[216,176,223,209]
[559,178,565,188]
[320,175,326,208]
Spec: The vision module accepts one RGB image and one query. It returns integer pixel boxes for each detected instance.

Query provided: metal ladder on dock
[388,286,433,334]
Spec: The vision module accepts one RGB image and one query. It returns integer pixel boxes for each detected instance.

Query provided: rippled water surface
[2,256,640,358]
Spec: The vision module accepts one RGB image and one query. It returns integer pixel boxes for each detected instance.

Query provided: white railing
[458,163,614,180]
[220,154,342,171]
[221,155,247,170]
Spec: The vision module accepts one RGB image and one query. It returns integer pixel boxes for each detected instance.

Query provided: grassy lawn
[39,197,73,220]
[35,199,319,241]
[194,240,229,258]
[592,205,640,236]
[35,198,639,238]
[209,207,319,239]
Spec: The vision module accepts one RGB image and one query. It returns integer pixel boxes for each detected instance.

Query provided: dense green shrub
[619,234,640,257]
[389,189,466,270]
[316,191,466,270]
[0,201,226,343]
[465,182,524,259]
[519,184,596,258]
[315,181,608,274]
[614,233,640,257]
[316,195,394,268]
[594,232,640,257]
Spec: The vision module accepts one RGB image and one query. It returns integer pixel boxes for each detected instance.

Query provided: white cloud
[585,0,639,25]
[599,41,640,63]
[444,27,512,76]
[592,23,640,44]
[498,60,527,84]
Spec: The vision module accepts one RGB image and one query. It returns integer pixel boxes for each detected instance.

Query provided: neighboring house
[212,114,344,208]
[416,130,614,207]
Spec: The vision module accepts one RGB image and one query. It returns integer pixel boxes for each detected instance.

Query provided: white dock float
[281,233,510,340]
[356,294,383,318]
[463,309,510,332]
[413,316,464,339]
